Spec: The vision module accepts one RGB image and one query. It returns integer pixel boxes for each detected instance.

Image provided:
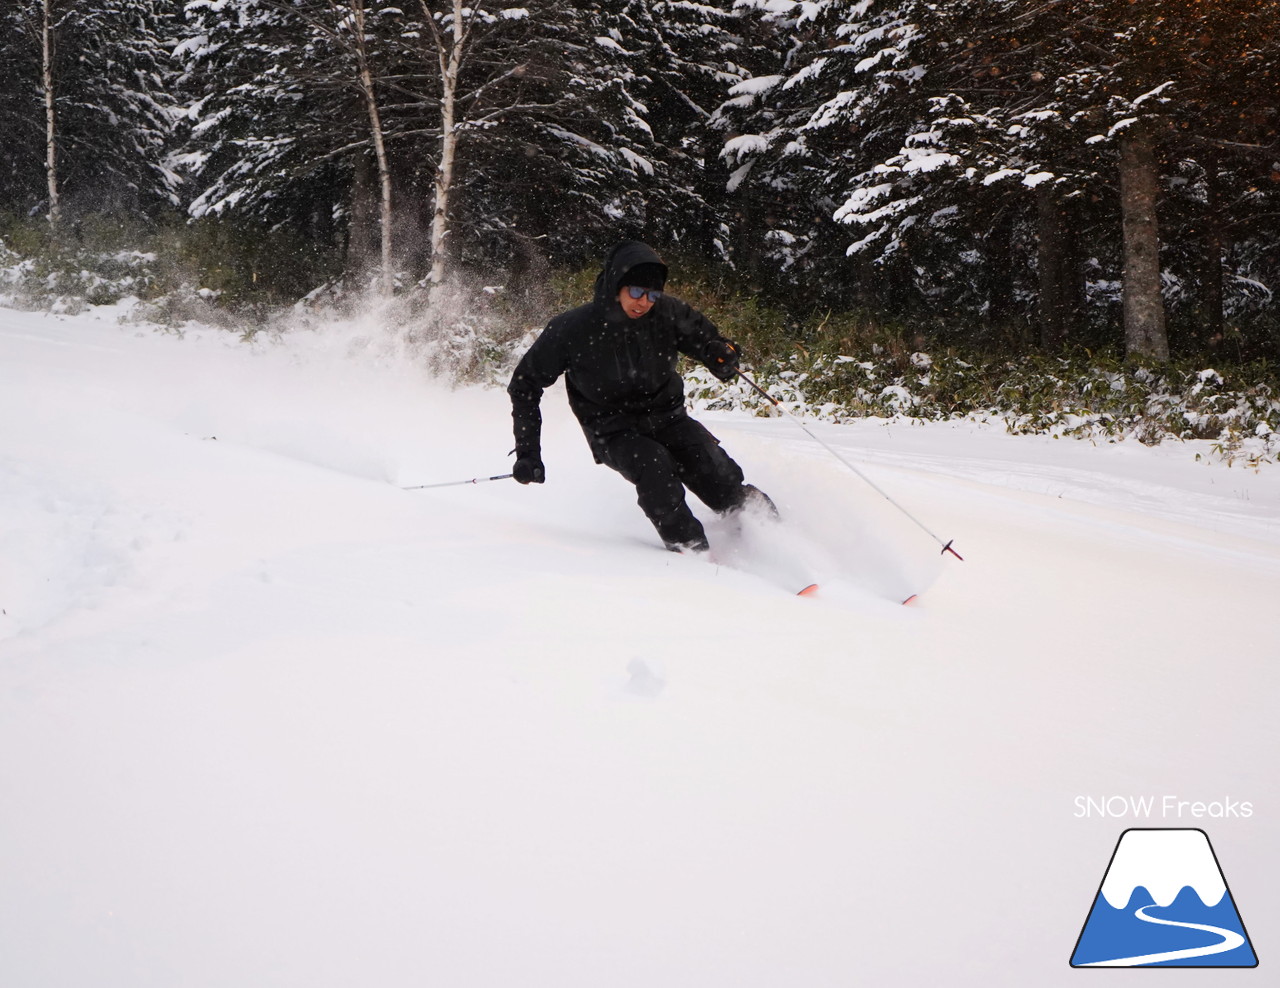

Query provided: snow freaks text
[1074,796,1254,820]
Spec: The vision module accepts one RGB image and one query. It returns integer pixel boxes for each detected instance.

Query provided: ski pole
[402,472,513,491]
[734,369,963,560]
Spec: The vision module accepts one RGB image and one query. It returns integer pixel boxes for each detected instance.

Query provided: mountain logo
[1070,828,1258,968]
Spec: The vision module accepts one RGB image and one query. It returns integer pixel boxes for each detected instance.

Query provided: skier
[507,240,773,553]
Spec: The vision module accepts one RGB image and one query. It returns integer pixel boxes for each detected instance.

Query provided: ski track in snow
[2,305,1278,988]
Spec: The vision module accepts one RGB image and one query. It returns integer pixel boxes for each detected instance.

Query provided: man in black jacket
[507,240,772,552]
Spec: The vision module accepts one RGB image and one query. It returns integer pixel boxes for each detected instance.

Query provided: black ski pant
[595,415,748,548]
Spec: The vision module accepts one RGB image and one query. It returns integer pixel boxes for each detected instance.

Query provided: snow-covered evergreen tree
[0,0,177,223]
[179,0,663,286]
[400,0,657,279]
[719,0,1280,356]
[713,0,948,309]
[582,1,752,259]
[707,1,811,286]
[177,1,404,262]
[946,0,1280,356]
[0,5,44,214]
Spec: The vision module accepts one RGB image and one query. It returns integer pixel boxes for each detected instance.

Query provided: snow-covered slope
[2,305,1276,987]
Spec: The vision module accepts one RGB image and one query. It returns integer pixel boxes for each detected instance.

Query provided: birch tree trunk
[349,0,394,296]
[42,0,60,229]
[1119,122,1169,361]
[427,0,465,290]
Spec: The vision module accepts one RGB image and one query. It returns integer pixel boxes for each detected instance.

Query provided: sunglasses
[624,286,663,303]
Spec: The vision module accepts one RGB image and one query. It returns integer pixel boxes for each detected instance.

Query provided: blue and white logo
[1071,828,1258,968]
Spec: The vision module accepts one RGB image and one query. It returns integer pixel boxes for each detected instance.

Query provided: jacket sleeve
[507,322,568,457]
[669,299,736,366]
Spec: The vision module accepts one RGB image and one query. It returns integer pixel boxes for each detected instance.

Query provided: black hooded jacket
[508,241,733,458]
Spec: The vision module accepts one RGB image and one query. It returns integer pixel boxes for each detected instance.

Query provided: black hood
[593,241,669,308]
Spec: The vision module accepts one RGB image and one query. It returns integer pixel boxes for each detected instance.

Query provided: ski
[671,543,818,598]
[797,586,918,604]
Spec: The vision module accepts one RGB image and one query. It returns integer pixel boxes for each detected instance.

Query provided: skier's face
[618,285,658,319]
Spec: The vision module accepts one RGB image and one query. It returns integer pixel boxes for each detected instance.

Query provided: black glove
[703,339,740,382]
[513,454,545,485]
